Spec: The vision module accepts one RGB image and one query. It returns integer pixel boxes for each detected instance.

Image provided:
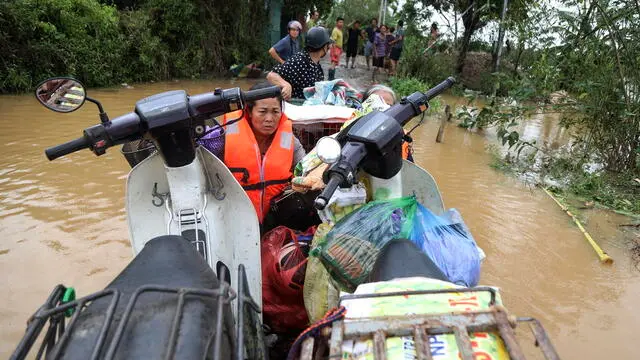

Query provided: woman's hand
[281,82,293,100]
[266,71,292,100]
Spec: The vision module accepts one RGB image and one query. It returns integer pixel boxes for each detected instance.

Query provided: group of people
[360,18,405,79]
[267,13,409,89]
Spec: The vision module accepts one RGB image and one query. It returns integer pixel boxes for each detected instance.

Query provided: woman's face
[380,26,388,34]
[372,90,395,105]
[249,97,282,137]
[289,27,300,39]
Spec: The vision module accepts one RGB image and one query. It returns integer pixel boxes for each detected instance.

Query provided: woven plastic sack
[409,204,481,287]
[261,226,315,332]
[312,196,418,292]
[302,223,341,323]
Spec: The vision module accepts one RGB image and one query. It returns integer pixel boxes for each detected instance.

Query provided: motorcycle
[11,76,559,360]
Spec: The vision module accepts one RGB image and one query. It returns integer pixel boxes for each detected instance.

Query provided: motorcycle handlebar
[45,136,91,161]
[314,77,456,207]
[314,174,343,210]
[425,76,456,101]
[44,86,282,161]
[243,86,281,103]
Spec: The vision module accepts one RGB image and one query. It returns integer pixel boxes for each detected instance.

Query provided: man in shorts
[363,18,378,70]
[345,20,364,69]
[328,17,344,80]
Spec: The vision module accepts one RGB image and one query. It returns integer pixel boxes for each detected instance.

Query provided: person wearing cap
[269,20,303,64]
[266,26,333,100]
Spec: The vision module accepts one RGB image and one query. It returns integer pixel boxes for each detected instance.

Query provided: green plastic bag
[311,196,418,292]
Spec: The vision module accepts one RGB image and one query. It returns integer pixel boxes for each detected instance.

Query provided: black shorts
[390,47,402,61]
[373,56,385,68]
[346,44,358,58]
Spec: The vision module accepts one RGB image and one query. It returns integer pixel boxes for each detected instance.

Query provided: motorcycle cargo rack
[296,287,560,360]
[11,265,266,360]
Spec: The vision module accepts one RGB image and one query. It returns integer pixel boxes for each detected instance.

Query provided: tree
[406,0,530,74]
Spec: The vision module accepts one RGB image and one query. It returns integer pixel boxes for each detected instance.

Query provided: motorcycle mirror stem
[85,96,110,124]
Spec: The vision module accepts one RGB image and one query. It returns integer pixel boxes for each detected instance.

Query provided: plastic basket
[292,122,344,152]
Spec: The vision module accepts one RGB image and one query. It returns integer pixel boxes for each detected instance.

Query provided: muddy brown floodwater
[1,80,638,359]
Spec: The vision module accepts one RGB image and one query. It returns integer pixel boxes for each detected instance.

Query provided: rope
[286,306,347,360]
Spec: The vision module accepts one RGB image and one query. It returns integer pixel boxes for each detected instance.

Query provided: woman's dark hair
[246,82,284,111]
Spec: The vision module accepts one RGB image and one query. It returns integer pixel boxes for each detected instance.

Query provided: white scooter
[13,77,558,360]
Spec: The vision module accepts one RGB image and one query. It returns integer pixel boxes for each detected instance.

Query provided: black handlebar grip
[45,136,91,161]
[425,76,456,101]
[243,86,282,103]
[314,174,343,210]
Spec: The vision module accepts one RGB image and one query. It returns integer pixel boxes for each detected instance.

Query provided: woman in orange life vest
[198,82,306,225]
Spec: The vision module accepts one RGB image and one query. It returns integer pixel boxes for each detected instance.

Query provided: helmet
[288,20,302,30]
[305,26,333,50]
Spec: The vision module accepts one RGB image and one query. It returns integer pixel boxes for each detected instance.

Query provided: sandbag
[261,226,315,332]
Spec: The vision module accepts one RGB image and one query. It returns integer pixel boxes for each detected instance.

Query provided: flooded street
[1,80,638,358]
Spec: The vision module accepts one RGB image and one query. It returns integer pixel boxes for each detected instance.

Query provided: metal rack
[11,266,264,360]
[298,287,560,360]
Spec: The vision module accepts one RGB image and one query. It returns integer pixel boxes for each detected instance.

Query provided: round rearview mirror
[316,136,342,164]
[35,77,86,113]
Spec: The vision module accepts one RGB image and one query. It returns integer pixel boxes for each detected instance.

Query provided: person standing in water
[328,17,344,80]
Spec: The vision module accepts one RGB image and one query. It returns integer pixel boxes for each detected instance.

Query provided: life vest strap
[242,179,290,191]
[228,167,250,183]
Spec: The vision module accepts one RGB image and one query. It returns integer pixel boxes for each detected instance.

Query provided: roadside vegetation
[388,0,640,216]
[0,0,331,93]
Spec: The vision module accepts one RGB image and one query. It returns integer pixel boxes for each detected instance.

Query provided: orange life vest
[222,110,294,222]
[402,134,412,160]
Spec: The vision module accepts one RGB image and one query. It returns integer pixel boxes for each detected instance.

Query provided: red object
[261,226,316,332]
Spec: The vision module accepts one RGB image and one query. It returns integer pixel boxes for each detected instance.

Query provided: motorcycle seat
[54,235,233,359]
[367,239,449,283]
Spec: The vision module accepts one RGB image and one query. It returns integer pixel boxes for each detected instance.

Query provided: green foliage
[0,0,126,92]
[0,0,269,93]
[388,77,430,97]
[325,0,392,26]
[388,76,442,113]
[396,36,456,86]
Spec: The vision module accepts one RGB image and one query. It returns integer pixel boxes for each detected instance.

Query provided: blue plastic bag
[410,205,481,287]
